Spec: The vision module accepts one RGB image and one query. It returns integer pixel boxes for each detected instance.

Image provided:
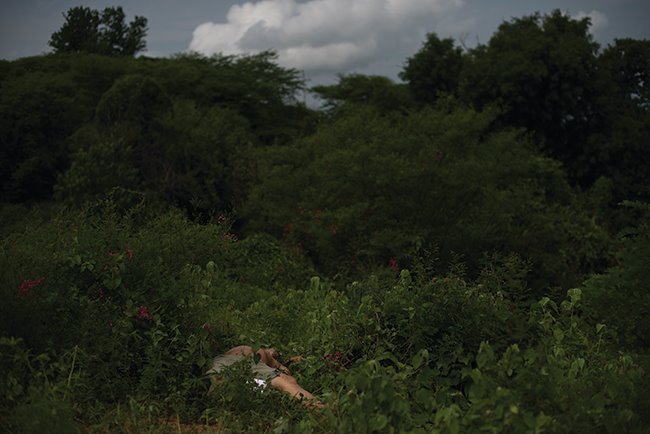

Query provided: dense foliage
[1,8,649,433]
[49,6,148,56]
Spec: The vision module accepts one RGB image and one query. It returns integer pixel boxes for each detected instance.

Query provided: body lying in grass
[206,345,323,409]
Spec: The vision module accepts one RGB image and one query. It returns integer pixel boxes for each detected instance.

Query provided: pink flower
[18,277,45,296]
[137,305,153,321]
[388,257,399,272]
[217,213,227,225]
[201,322,211,331]
[18,282,29,296]
[223,232,237,241]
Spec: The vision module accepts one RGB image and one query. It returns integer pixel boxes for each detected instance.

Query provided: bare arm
[257,348,290,374]
[222,345,290,374]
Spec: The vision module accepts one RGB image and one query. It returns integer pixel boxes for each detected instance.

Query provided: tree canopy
[399,9,650,204]
[400,33,464,104]
[312,74,413,113]
[49,6,148,56]
[460,11,600,165]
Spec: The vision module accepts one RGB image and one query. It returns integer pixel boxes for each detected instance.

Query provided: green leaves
[245,102,605,290]
[49,6,148,56]
[583,202,650,349]
[476,342,496,370]
[95,74,171,128]
[2,6,649,431]
[400,33,464,104]
[0,200,647,432]
[561,288,582,312]
[312,73,414,113]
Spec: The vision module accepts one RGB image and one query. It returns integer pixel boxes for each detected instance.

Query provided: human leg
[270,373,323,408]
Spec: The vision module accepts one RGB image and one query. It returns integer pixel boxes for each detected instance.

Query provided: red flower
[137,305,153,321]
[217,213,227,225]
[17,277,45,296]
[388,257,399,272]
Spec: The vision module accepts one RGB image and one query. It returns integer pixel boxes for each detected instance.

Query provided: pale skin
[214,345,323,409]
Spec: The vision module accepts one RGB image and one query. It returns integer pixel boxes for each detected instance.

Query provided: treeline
[1,7,650,432]
[2,11,648,286]
[0,50,310,204]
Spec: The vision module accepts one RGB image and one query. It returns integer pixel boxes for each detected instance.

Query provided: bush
[0,199,313,420]
[243,104,611,293]
[583,202,650,350]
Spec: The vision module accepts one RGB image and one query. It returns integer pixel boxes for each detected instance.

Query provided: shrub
[583,202,650,350]
[0,199,312,418]
[243,105,611,293]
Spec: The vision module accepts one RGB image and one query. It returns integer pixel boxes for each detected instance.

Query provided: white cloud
[188,0,464,73]
[573,10,609,34]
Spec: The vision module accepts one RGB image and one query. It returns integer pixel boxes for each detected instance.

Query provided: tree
[242,105,610,290]
[0,65,91,202]
[584,202,650,349]
[451,11,649,206]
[312,74,414,113]
[584,38,650,202]
[458,10,603,183]
[154,51,313,144]
[400,33,465,104]
[49,6,147,56]
[95,74,172,130]
[599,38,650,109]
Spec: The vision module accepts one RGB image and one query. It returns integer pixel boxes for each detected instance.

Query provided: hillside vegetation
[1,9,649,433]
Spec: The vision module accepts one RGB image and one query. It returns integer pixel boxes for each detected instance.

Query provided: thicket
[1,8,649,433]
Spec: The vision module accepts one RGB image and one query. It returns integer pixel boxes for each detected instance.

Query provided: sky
[1,0,649,86]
